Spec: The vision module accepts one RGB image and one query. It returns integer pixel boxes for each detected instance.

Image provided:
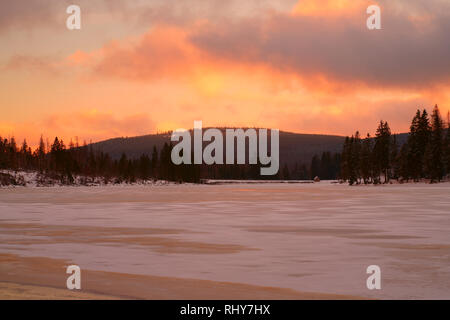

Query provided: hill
[89,129,409,166]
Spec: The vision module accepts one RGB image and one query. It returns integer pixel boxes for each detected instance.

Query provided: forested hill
[0,127,413,185]
[89,130,347,165]
[89,130,409,167]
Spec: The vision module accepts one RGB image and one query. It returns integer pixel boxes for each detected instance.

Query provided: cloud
[66,24,269,89]
[188,0,450,89]
[89,26,200,81]
[0,1,60,32]
[2,0,449,141]
[0,0,294,34]
[0,0,144,34]
[4,54,61,75]
[59,0,450,91]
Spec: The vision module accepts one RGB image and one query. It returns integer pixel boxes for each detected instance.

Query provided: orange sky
[0,0,449,147]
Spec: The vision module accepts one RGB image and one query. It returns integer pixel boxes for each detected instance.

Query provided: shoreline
[2,169,449,188]
[0,253,363,300]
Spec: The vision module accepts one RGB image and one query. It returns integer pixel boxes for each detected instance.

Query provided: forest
[340,105,450,184]
[0,105,449,185]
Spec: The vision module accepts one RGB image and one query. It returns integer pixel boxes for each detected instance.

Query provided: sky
[1,0,449,147]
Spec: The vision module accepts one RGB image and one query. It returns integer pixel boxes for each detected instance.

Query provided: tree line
[0,136,202,184]
[340,105,450,185]
[0,131,340,184]
[3,105,446,185]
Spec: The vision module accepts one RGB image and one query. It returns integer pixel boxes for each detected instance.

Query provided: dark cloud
[0,0,295,33]
[3,0,449,90]
[188,1,450,88]
[0,0,138,33]
[0,1,60,31]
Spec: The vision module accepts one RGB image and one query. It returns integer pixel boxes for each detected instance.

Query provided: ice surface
[1,182,449,299]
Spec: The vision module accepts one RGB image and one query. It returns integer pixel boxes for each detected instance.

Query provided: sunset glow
[1,0,449,147]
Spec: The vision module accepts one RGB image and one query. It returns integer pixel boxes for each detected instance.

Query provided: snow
[0,170,175,187]
[0,182,449,299]
[201,179,315,184]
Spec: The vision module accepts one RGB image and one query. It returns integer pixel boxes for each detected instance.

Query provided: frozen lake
[1,182,449,299]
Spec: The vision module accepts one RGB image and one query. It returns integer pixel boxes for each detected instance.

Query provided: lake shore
[0,253,360,300]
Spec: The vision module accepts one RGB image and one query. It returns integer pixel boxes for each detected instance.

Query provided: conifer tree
[310,155,320,179]
[139,154,151,180]
[32,135,45,172]
[151,145,158,178]
[426,105,445,182]
[340,136,351,181]
[373,121,391,183]
[118,153,128,181]
[346,135,358,185]
[406,110,421,180]
[398,142,410,182]
[8,137,18,170]
[390,134,399,179]
[351,132,362,184]
[408,109,431,180]
[444,112,450,177]
[360,133,372,184]
[0,136,6,169]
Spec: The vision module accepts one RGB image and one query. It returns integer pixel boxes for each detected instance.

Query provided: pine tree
[319,152,334,180]
[340,136,351,181]
[406,110,422,180]
[373,121,391,183]
[360,133,372,184]
[351,132,362,184]
[444,111,450,178]
[426,105,445,182]
[0,136,6,169]
[49,137,68,176]
[390,134,399,179]
[118,153,128,181]
[19,139,27,169]
[310,155,320,180]
[407,109,431,180]
[398,142,410,182]
[331,153,341,180]
[139,154,151,180]
[151,145,158,179]
[345,135,358,185]
[37,135,46,172]
[417,109,432,178]
[159,142,173,181]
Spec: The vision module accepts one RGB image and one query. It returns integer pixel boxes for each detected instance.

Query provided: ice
[1,182,449,299]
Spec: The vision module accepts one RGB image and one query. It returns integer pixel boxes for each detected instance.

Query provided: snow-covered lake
[1,182,449,299]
